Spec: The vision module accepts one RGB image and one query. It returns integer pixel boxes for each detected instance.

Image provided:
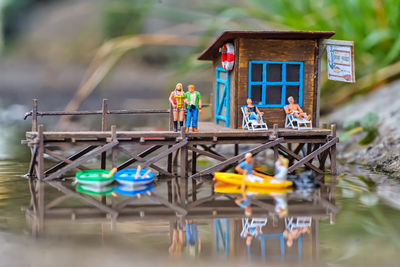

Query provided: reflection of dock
[25,178,336,265]
[26,176,336,230]
[22,99,338,202]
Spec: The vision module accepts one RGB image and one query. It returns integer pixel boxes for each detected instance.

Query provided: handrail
[24,105,210,120]
[25,98,210,132]
[24,109,171,120]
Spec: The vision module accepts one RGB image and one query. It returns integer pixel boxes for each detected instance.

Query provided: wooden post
[271,123,278,140]
[37,181,45,233]
[273,146,279,161]
[287,143,293,166]
[37,125,44,181]
[167,143,173,202]
[180,122,186,141]
[101,99,108,170]
[111,125,117,168]
[180,145,188,202]
[234,144,239,156]
[32,99,38,132]
[307,143,313,170]
[167,145,172,173]
[192,145,197,201]
[314,40,325,128]
[102,99,108,131]
[167,180,172,202]
[169,104,173,131]
[330,124,337,175]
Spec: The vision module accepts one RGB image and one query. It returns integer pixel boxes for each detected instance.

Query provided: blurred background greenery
[0,0,399,118]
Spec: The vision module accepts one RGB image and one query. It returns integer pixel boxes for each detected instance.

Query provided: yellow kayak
[213,172,293,189]
[214,182,292,194]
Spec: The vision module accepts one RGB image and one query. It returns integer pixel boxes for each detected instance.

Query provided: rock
[325,79,400,177]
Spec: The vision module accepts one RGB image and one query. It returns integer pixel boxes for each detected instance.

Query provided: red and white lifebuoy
[221,43,234,71]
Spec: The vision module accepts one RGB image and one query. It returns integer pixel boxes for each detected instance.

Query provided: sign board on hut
[323,39,355,83]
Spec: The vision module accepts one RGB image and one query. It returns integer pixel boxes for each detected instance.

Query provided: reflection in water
[2,158,400,265]
[24,175,337,264]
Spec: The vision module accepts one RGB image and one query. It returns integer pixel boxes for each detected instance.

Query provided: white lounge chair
[241,217,268,238]
[284,109,312,130]
[285,216,312,231]
[241,106,268,131]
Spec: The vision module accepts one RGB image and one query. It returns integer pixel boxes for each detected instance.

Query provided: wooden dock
[22,99,338,202]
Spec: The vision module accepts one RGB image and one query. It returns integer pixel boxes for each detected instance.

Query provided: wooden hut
[198,30,335,129]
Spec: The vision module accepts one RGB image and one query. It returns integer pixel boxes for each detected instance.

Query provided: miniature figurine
[184,84,202,133]
[244,98,264,123]
[284,96,311,121]
[235,153,264,183]
[185,219,201,257]
[169,220,184,257]
[270,156,289,183]
[234,153,264,216]
[283,225,310,247]
[271,192,288,218]
[169,83,185,132]
[235,194,253,217]
[241,219,263,247]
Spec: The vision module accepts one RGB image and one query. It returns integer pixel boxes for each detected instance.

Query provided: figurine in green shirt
[184,84,202,133]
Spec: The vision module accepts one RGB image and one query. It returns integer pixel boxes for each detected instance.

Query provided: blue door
[215,67,230,127]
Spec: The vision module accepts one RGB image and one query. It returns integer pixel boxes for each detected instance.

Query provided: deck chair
[241,106,268,131]
[284,109,312,130]
[241,217,268,238]
[285,216,312,231]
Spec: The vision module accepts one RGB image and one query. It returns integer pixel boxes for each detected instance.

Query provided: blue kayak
[115,184,154,196]
[115,168,155,186]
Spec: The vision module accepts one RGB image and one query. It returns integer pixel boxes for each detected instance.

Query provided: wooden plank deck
[24,121,331,140]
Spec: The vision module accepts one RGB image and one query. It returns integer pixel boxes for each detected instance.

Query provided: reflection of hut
[214,217,319,264]
[198,31,335,128]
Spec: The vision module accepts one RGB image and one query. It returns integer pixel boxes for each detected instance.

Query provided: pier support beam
[190,138,283,179]
[180,145,188,202]
[37,125,45,181]
[330,124,337,176]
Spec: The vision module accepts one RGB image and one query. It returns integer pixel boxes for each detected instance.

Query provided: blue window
[248,61,303,108]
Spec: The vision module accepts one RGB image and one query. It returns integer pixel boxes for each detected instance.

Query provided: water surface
[1,156,400,266]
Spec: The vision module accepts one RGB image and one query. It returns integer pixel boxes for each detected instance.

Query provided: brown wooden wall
[235,39,317,128]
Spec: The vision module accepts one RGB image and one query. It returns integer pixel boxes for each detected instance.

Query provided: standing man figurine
[184,84,202,133]
[169,83,185,132]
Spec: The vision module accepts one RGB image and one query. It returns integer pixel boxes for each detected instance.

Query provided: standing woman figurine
[169,83,185,132]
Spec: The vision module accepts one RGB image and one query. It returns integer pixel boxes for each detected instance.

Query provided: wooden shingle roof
[198,30,335,60]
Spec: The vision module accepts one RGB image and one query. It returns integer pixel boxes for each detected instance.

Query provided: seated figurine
[284,96,311,121]
[244,98,264,123]
[270,156,289,183]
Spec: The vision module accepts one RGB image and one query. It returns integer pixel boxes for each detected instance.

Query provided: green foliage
[339,131,350,141]
[340,112,379,144]
[360,112,379,131]
[243,0,400,77]
[358,128,378,145]
[357,175,376,189]
[343,120,357,131]
[101,0,155,39]
[1,0,52,39]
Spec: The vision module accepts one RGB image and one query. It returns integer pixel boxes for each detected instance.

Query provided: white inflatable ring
[221,43,234,71]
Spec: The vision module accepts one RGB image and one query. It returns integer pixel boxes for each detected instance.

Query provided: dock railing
[24,99,210,132]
